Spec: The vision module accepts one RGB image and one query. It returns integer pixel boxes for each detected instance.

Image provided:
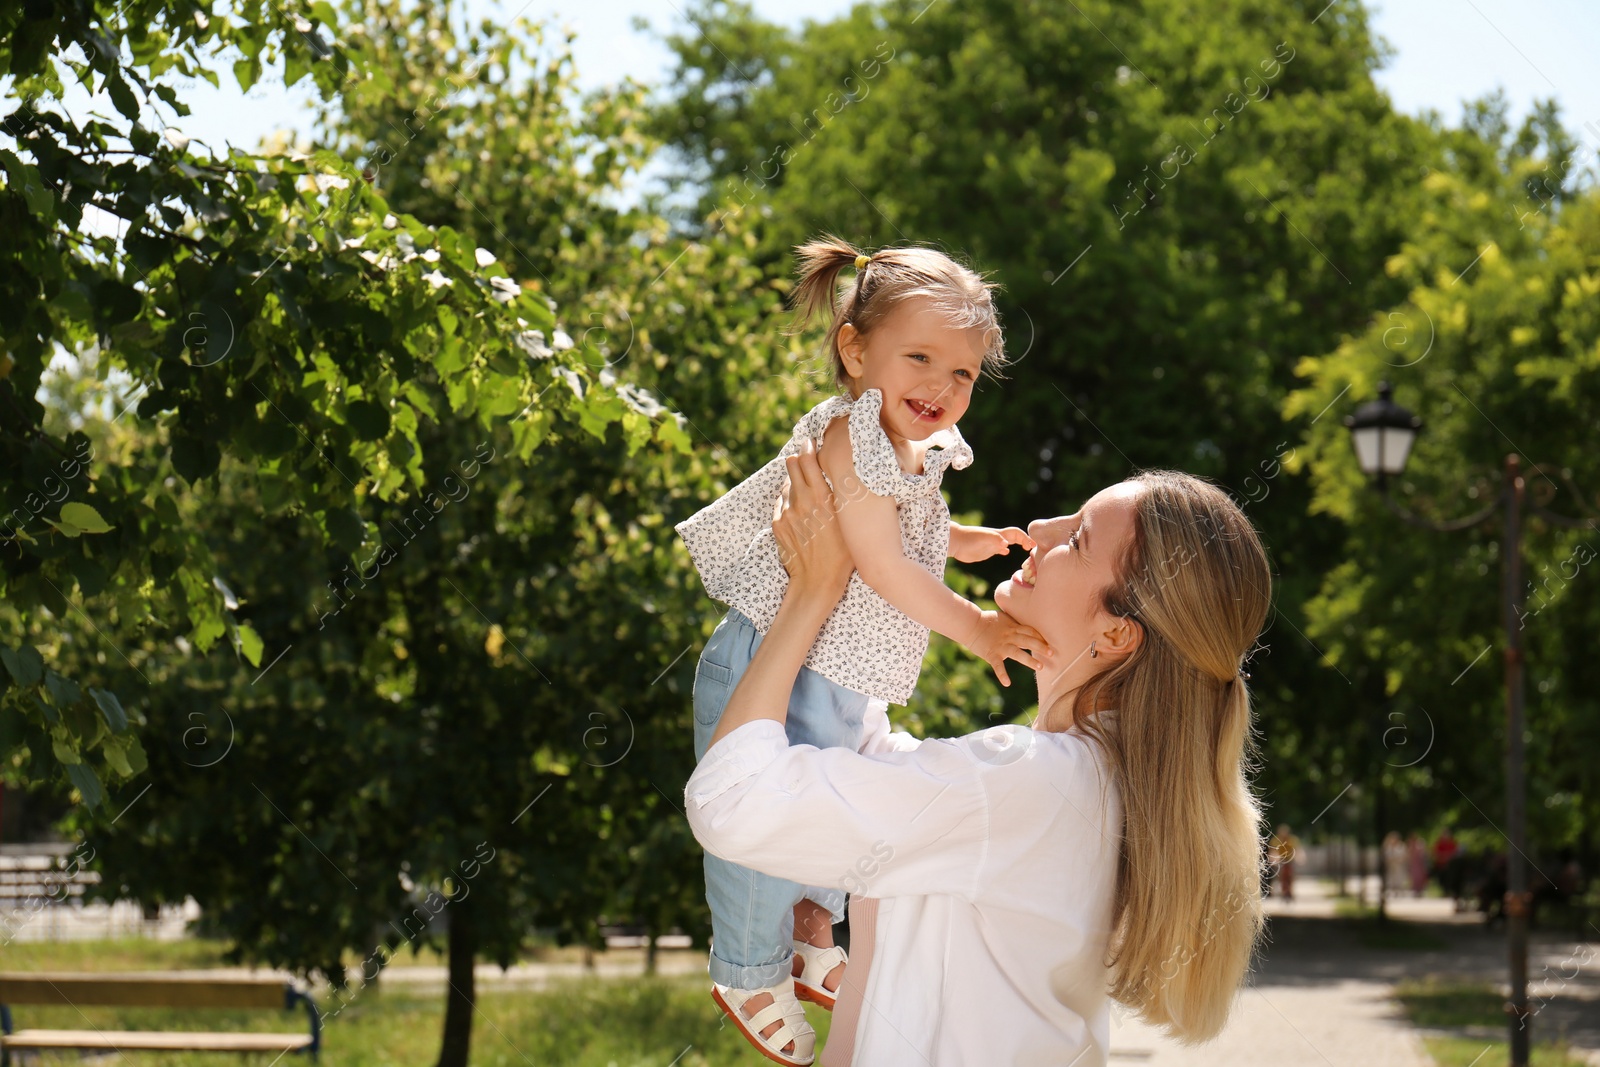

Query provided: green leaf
[620,410,652,456]
[285,51,310,88]
[1,645,45,688]
[121,734,149,776]
[236,623,264,668]
[107,71,140,121]
[91,687,129,733]
[170,434,221,483]
[64,761,105,809]
[44,670,82,711]
[52,737,84,765]
[478,375,523,419]
[1,148,56,222]
[59,502,112,534]
[155,494,181,526]
[403,382,439,423]
[103,735,135,777]
[70,556,109,597]
[192,615,227,652]
[233,56,260,93]
[151,82,192,117]
[62,694,99,742]
[30,692,59,727]
[344,399,392,441]
[45,515,84,537]
[324,507,365,553]
[93,278,143,326]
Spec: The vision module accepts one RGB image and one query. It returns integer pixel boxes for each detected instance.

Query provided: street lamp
[1344,381,1421,483]
[1344,381,1597,1067]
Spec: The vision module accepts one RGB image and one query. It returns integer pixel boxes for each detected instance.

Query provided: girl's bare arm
[817,418,1045,685]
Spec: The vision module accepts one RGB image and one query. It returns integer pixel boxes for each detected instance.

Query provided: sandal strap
[793,943,848,985]
[715,981,816,1061]
[746,998,799,1034]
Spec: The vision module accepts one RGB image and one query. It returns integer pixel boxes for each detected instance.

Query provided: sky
[41,0,1600,168]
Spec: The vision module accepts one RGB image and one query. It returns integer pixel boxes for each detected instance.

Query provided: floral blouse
[674,388,974,704]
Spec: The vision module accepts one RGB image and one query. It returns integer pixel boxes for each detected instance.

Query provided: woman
[1383,831,1409,899]
[1268,824,1299,901]
[686,443,1271,1065]
[1407,832,1429,897]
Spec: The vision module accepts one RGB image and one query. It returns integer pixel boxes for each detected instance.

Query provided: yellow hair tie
[854,254,871,270]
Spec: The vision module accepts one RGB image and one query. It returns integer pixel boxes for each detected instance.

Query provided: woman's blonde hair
[1060,471,1272,1043]
[790,234,1006,391]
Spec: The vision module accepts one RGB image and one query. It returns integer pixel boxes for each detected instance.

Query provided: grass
[0,933,652,971]
[1332,897,1382,920]
[1395,979,1590,1067]
[1419,1035,1589,1067]
[1318,901,1450,951]
[0,935,240,971]
[1395,979,1507,1028]
[0,938,832,1066]
[1,976,834,1066]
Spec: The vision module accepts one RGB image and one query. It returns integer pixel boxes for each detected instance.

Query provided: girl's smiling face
[837,295,987,442]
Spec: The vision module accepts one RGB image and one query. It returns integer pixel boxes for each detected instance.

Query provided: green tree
[14,3,820,1065]
[1,0,678,813]
[1288,114,1600,855]
[645,0,1516,828]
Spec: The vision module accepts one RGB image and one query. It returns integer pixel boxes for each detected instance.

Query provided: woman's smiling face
[837,294,987,442]
[996,482,1144,701]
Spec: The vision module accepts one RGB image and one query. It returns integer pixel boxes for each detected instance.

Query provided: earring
[1089,641,1098,659]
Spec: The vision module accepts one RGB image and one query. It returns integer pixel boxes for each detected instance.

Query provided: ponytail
[1069,471,1271,1043]
[791,234,867,336]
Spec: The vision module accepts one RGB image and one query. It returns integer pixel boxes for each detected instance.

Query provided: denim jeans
[693,608,869,989]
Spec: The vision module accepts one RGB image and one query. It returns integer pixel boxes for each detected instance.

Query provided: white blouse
[685,713,1122,1067]
[674,388,973,705]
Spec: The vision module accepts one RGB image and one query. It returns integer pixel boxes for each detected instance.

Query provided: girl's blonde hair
[790,234,1006,391]
[1059,471,1272,1043]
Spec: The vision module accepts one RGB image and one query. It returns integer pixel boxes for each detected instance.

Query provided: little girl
[676,236,1045,1065]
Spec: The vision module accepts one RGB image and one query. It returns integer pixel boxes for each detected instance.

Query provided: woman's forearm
[707,585,839,749]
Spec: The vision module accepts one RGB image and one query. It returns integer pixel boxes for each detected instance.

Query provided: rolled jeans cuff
[708,946,793,990]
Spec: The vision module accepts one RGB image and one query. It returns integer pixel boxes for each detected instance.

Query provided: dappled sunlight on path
[1110,879,1600,1066]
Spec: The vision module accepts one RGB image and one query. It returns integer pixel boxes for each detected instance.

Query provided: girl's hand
[950,524,1035,564]
[774,439,854,603]
[966,610,1048,688]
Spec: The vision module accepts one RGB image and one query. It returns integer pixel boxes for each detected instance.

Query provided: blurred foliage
[1289,107,1600,851]
[1,0,683,812]
[3,2,696,1062]
[646,0,1598,854]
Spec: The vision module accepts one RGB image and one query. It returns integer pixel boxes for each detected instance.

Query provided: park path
[1110,968,1433,1066]
[1111,879,1600,1067]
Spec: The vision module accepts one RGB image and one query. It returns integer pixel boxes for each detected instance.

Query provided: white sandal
[791,941,848,1011]
[711,977,816,1066]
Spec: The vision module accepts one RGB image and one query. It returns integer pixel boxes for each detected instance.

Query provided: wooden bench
[0,852,98,906]
[0,973,319,1065]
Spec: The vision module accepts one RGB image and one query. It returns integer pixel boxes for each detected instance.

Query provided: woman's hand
[773,439,854,603]
[707,440,850,750]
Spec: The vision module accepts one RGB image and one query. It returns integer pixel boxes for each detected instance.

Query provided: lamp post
[1343,382,1597,1067]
